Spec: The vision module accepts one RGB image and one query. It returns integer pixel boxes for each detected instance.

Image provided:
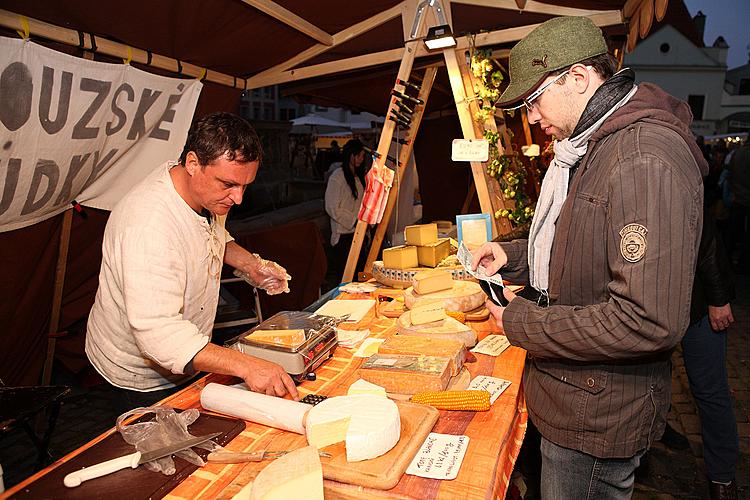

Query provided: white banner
[0,37,202,232]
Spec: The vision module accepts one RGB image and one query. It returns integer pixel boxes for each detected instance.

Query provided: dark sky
[683,0,750,69]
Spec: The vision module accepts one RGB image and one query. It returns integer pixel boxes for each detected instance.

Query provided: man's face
[527,69,581,139]
[185,152,259,216]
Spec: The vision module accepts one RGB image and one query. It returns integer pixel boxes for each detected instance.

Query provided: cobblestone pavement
[2,282,748,497]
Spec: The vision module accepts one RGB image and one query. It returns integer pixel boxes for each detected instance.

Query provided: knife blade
[63,431,221,487]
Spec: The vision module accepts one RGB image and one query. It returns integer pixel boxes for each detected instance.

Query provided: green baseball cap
[497,16,608,108]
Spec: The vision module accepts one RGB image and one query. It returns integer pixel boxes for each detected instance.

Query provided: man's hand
[485,287,518,330]
[708,303,734,332]
[471,242,508,276]
[244,256,290,295]
[240,356,300,400]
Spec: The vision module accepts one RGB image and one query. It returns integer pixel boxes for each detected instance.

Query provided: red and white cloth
[358,162,395,224]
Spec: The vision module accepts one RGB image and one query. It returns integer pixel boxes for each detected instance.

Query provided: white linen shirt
[324,167,364,246]
[86,162,232,391]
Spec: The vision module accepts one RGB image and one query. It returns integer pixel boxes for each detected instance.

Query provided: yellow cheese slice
[245,329,306,348]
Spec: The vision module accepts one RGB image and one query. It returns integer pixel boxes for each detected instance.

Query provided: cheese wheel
[404,280,485,312]
[235,446,323,500]
[305,394,401,462]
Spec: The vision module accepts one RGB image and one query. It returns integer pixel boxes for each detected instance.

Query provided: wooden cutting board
[403,281,485,312]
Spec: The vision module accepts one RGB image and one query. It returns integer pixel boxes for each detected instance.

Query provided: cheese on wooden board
[404,223,438,246]
[379,335,466,376]
[412,269,453,294]
[305,394,401,462]
[409,301,446,325]
[245,329,306,348]
[359,354,451,394]
[236,446,322,500]
[416,238,451,267]
[405,280,485,312]
[347,379,388,397]
[396,313,478,348]
[382,245,418,269]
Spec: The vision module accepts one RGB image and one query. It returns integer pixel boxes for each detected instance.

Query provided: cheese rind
[405,223,438,246]
[382,245,419,269]
[245,329,306,348]
[359,354,451,393]
[244,446,323,500]
[412,269,453,294]
[416,238,451,267]
[305,394,401,462]
[379,335,466,376]
[409,301,446,325]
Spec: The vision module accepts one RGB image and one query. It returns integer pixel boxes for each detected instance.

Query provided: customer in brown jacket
[471,17,708,499]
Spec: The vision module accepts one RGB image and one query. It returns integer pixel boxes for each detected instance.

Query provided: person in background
[324,139,367,278]
[471,16,706,499]
[86,112,299,412]
[728,140,750,272]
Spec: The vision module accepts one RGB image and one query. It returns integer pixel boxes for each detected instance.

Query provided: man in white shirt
[86,112,299,405]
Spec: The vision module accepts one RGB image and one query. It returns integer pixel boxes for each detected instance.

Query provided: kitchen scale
[230,311,339,384]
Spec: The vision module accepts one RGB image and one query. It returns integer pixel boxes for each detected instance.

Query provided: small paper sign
[468,375,511,404]
[451,139,489,162]
[470,334,510,356]
[406,433,470,480]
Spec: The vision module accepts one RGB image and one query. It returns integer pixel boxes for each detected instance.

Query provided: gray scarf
[528,69,637,293]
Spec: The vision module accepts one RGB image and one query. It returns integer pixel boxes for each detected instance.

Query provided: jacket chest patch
[619,223,648,262]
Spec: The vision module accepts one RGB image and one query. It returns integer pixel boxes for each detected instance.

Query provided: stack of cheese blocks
[382,222,450,269]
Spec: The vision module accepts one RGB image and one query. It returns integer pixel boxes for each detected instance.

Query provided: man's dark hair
[554,52,619,83]
[179,112,263,167]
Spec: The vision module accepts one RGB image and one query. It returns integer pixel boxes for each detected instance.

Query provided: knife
[63,432,221,487]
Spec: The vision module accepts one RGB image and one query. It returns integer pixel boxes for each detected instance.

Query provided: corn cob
[445,310,465,323]
[411,390,491,411]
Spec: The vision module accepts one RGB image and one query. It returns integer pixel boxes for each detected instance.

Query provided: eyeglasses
[506,70,570,112]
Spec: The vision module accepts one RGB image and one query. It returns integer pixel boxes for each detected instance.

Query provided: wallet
[479,280,508,307]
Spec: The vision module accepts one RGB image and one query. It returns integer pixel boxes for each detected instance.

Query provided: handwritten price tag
[468,375,511,404]
[451,139,489,161]
[406,433,470,480]
[470,334,510,356]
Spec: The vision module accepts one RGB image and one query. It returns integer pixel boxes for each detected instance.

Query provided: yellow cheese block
[412,269,453,294]
[241,446,323,500]
[245,329,306,348]
[404,223,438,246]
[409,301,446,325]
[416,238,451,267]
[382,245,418,269]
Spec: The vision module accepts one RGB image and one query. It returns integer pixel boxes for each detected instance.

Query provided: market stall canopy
[0,0,665,104]
[290,113,351,134]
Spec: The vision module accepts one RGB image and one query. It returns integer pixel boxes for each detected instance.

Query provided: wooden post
[41,209,72,385]
[358,66,438,281]
[341,39,423,283]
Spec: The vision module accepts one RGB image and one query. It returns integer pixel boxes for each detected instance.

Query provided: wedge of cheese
[305,394,401,462]
[416,238,451,267]
[359,354,451,394]
[240,446,323,500]
[412,269,453,294]
[409,301,446,325]
[245,329,306,348]
[379,335,466,376]
[405,223,438,246]
[382,245,418,269]
[347,379,388,397]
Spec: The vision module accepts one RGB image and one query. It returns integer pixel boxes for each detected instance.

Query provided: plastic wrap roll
[200,383,312,434]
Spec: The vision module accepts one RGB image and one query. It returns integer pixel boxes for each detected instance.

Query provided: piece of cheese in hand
[405,223,438,246]
[240,446,323,500]
[245,329,306,348]
[409,301,446,325]
[412,269,453,294]
[383,245,419,269]
[305,394,401,462]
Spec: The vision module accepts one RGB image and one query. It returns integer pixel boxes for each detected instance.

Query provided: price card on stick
[470,334,510,356]
[468,375,511,404]
[451,139,489,161]
[406,433,470,480]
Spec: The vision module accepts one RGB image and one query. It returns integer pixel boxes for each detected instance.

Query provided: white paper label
[451,139,489,161]
[468,375,511,404]
[406,433,470,480]
[470,334,510,356]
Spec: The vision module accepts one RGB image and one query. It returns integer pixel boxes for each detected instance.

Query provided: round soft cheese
[305,394,401,462]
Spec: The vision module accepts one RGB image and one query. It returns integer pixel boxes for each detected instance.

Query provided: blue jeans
[682,315,739,483]
[540,437,644,500]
